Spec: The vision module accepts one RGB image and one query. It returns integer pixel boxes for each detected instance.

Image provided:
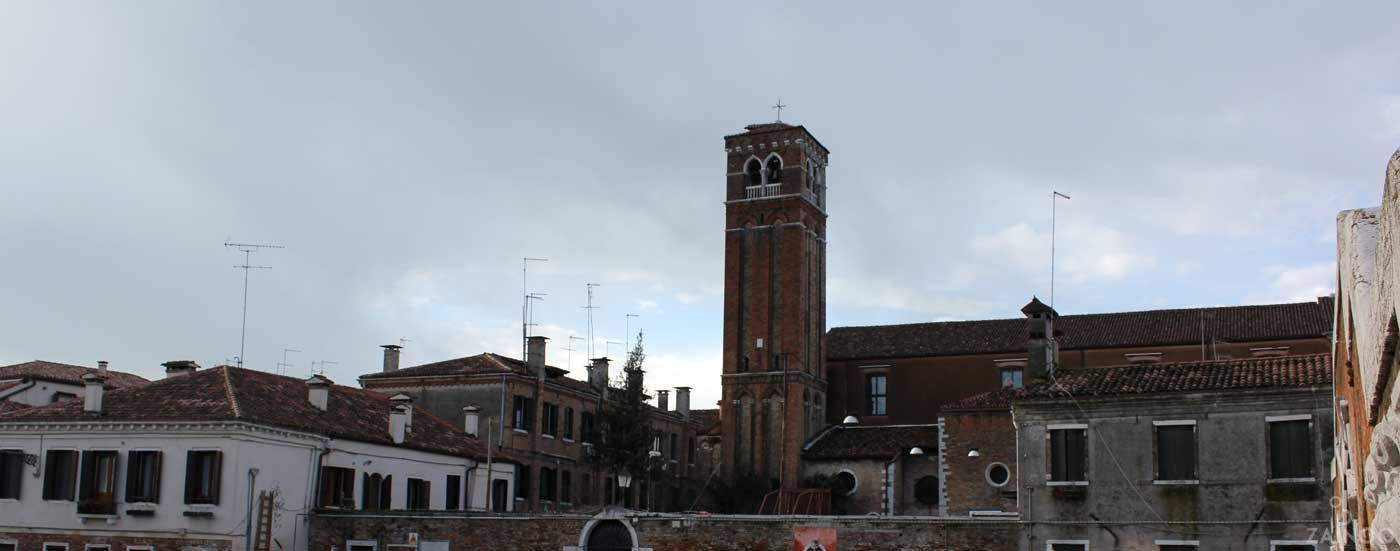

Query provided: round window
[985,462,1010,487]
[913,476,939,505]
[833,471,857,496]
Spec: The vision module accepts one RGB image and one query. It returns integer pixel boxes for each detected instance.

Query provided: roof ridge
[829,299,1329,331]
[222,367,243,418]
[1064,352,1330,372]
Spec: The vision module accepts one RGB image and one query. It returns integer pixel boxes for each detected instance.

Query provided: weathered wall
[941,410,1018,515]
[310,511,1021,551]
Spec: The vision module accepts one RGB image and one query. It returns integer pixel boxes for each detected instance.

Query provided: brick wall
[941,410,1018,515]
[0,532,233,551]
[310,511,1020,551]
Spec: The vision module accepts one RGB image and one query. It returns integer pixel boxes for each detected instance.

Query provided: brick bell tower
[719,122,829,491]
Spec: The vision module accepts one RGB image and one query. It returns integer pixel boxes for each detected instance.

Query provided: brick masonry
[0,532,233,551]
[309,511,1021,551]
[940,410,1018,515]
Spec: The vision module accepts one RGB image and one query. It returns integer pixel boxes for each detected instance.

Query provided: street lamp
[842,415,859,425]
[616,472,633,507]
[909,447,925,456]
[967,448,981,458]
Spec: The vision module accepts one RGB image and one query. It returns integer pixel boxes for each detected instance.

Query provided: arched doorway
[584,519,634,551]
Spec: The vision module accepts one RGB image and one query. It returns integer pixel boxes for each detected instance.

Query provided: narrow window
[379,475,392,510]
[582,473,593,505]
[405,478,430,510]
[867,374,887,416]
[0,542,17,551]
[543,403,558,437]
[0,449,24,499]
[512,396,533,432]
[1154,423,1198,481]
[514,468,530,500]
[1048,427,1088,483]
[42,450,77,501]
[1000,367,1024,389]
[183,450,222,505]
[560,470,572,503]
[491,479,509,511]
[765,156,782,183]
[581,413,596,444]
[445,475,461,510]
[539,468,556,502]
[362,473,382,510]
[125,451,162,503]
[564,407,575,440]
[1048,543,1088,551]
[77,450,119,514]
[1157,543,1199,551]
[688,437,697,465]
[318,466,355,508]
[745,159,762,187]
[346,542,376,551]
[42,544,68,551]
[669,433,678,460]
[1268,418,1314,479]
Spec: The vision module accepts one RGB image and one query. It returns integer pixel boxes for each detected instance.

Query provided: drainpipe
[245,468,259,551]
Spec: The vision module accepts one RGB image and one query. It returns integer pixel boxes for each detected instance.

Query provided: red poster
[793,526,837,551]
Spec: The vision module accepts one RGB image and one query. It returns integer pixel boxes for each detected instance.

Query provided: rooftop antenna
[225,239,284,369]
[625,313,640,354]
[605,340,625,362]
[566,335,586,372]
[311,360,338,376]
[522,257,548,362]
[1050,192,1070,308]
[278,348,301,376]
[583,283,601,358]
[772,99,787,123]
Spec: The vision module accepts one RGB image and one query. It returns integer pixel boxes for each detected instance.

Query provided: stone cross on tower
[772,99,787,122]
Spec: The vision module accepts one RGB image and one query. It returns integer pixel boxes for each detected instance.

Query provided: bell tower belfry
[719,122,829,490]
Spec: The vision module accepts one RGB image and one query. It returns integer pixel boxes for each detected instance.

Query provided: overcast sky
[2,2,1396,410]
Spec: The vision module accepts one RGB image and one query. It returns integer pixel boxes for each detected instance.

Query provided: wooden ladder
[253,491,274,551]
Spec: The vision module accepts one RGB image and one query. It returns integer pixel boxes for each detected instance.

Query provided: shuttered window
[125,451,161,503]
[1155,424,1198,481]
[0,449,24,500]
[77,450,119,514]
[406,478,430,510]
[318,466,355,508]
[42,450,78,501]
[1048,427,1088,482]
[1268,419,1313,479]
[183,450,222,505]
[445,475,461,510]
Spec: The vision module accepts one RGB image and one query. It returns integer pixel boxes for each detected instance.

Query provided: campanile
[719,122,829,490]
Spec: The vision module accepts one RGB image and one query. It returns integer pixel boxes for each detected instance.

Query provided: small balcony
[745,183,783,199]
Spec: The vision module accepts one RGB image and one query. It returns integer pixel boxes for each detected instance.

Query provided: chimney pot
[527,336,548,379]
[1022,296,1060,381]
[97,360,108,374]
[675,387,692,418]
[463,405,481,436]
[389,405,408,444]
[307,374,332,411]
[588,357,611,398]
[162,360,200,378]
[381,345,403,373]
[81,372,105,414]
[390,394,414,430]
[657,389,670,412]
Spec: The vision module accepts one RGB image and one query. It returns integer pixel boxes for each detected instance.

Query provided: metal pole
[239,249,251,368]
[1051,191,1070,308]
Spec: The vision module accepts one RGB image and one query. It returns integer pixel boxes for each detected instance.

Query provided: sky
[2,2,1397,410]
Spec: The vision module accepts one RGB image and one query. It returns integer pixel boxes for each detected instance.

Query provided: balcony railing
[745,183,783,199]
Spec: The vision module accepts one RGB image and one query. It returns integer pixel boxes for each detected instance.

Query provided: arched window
[584,519,635,551]
[833,470,857,496]
[765,156,783,183]
[745,159,763,187]
[914,476,939,505]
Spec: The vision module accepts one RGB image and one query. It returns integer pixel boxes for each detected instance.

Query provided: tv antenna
[1049,191,1070,308]
[582,283,601,358]
[625,313,640,353]
[522,257,548,363]
[278,348,301,376]
[225,239,284,368]
[605,340,625,362]
[310,360,338,376]
[565,335,586,372]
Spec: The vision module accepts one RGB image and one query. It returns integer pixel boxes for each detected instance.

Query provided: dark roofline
[723,124,830,155]
[830,298,1331,333]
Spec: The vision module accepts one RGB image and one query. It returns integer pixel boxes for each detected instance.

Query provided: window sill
[512,429,529,435]
[1046,481,1088,487]
[77,513,118,520]
[563,439,575,444]
[124,509,155,517]
[542,435,555,440]
[182,510,215,518]
[1268,477,1317,484]
[1153,480,1200,486]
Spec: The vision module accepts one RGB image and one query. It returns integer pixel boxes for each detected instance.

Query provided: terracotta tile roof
[802,424,937,460]
[359,353,600,394]
[0,360,149,389]
[0,401,31,414]
[829,298,1334,361]
[944,353,1332,412]
[688,408,720,435]
[0,366,511,463]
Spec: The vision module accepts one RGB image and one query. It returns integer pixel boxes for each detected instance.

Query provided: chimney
[527,336,548,379]
[381,345,402,372]
[389,405,408,444]
[1021,296,1060,382]
[588,357,611,398]
[463,405,481,437]
[162,360,199,378]
[82,372,105,414]
[306,374,331,411]
[675,387,692,418]
[390,394,414,430]
[97,360,108,374]
[657,389,670,412]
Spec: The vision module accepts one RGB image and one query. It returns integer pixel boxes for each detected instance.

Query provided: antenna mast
[583,283,601,358]
[278,348,301,376]
[522,257,548,363]
[225,240,284,368]
[1050,192,1070,308]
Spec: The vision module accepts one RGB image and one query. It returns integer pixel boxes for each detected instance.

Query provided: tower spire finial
[772,99,786,123]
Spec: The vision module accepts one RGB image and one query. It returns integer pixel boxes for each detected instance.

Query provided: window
[564,407,575,440]
[913,476,938,505]
[42,450,77,501]
[1046,542,1088,551]
[539,467,557,502]
[1154,422,1198,482]
[1156,542,1199,550]
[1000,367,1024,389]
[78,450,119,514]
[1048,425,1088,484]
[560,470,572,503]
[184,450,222,505]
[446,475,461,510]
[669,433,678,460]
[318,466,355,508]
[542,403,559,437]
[125,451,161,503]
[347,541,377,551]
[1268,416,1314,480]
[688,437,697,465]
[765,156,782,183]
[362,473,382,510]
[986,463,1010,487]
[833,470,857,496]
[515,468,530,500]
[0,450,23,499]
[581,412,597,443]
[85,545,110,551]
[50,392,77,403]
[582,473,593,505]
[512,396,535,432]
[867,374,887,416]
[745,159,762,187]
[0,541,14,551]
[491,479,509,511]
[1270,543,1317,551]
[406,478,430,510]
[42,544,68,551]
